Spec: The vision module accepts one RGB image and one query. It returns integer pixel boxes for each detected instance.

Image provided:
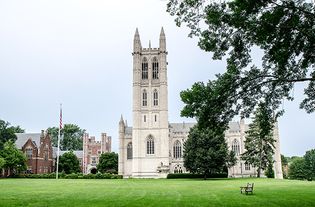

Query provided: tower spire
[133,28,141,53]
[159,27,166,52]
[160,27,165,37]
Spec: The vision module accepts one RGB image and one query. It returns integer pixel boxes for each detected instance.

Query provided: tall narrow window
[245,162,251,171]
[127,142,132,159]
[154,115,157,122]
[26,148,33,159]
[144,115,146,122]
[173,140,182,159]
[142,90,147,106]
[232,139,240,156]
[152,57,159,79]
[153,90,158,106]
[44,151,48,161]
[147,135,154,154]
[142,57,148,79]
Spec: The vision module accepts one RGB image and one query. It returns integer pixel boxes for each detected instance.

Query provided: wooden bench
[240,183,254,195]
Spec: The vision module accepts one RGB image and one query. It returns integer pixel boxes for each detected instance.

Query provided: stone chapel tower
[131,28,170,178]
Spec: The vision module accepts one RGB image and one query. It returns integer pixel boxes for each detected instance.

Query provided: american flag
[59,105,63,130]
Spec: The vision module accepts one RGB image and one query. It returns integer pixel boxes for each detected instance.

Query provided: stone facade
[118,28,283,179]
[15,130,54,174]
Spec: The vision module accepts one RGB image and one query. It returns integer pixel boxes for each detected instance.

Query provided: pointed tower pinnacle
[160,27,165,37]
[133,28,141,53]
[119,114,125,133]
[159,27,166,52]
[149,40,151,49]
[135,28,139,37]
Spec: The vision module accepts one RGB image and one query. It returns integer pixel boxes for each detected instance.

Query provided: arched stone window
[173,140,182,159]
[146,135,154,154]
[142,57,148,79]
[142,90,147,106]
[127,142,132,159]
[152,57,159,79]
[174,165,183,173]
[153,90,158,106]
[232,139,240,156]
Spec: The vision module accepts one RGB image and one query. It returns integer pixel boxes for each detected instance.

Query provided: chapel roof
[15,133,41,149]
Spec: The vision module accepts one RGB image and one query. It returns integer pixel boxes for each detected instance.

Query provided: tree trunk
[257,167,261,178]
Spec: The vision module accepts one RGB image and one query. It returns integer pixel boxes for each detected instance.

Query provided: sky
[0,0,313,156]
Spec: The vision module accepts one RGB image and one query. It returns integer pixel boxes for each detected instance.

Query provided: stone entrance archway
[90,168,97,174]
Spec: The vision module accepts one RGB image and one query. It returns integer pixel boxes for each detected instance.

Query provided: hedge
[167,173,228,179]
[7,172,122,179]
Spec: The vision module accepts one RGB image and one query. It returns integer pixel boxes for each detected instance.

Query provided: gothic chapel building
[118,28,283,178]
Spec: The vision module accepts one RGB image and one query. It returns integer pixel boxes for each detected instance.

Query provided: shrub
[65,173,78,179]
[265,163,275,178]
[288,158,307,180]
[83,173,96,179]
[95,173,104,179]
[167,173,227,179]
[6,172,123,179]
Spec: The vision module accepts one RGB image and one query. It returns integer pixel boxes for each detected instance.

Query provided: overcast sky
[0,0,313,156]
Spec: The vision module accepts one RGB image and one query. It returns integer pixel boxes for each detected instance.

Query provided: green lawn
[0,178,314,207]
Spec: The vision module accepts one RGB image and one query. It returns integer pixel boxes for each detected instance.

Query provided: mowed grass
[0,178,314,207]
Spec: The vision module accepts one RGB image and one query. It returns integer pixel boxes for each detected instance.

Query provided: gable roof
[15,133,41,149]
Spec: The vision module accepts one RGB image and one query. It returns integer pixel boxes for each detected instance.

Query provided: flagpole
[56,103,62,179]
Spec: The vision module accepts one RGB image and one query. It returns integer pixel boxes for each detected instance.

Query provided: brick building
[82,133,111,174]
[15,130,54,174]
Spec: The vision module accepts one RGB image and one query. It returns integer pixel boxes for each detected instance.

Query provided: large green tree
[0,119,24,150]
[167,0,315,119]
[304,149,315,181]
[288,157,307,180]
[0,140,27,176]
[180,79,236,178]
[58,151,81,174]
[184,125,236,179]
[97,152,118,174]
[241,102,275,177]
[47,124,85,151]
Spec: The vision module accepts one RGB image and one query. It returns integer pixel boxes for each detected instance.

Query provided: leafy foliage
[183,125,235,179]
[180,76,236,179]
[303,149,315,181]
[241,102,275,177]
[288,157,307,180]
[97,152,118,174]
[58,151,81,174]
[0,156,5,170]
[281,154,289,166]
[0,140,27,175]
[167,172,227,179]
[0,119,24,150]
[8,172,122,179]
[167,0,315,118]
[47,124,85,151]
[265,163,275,178]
